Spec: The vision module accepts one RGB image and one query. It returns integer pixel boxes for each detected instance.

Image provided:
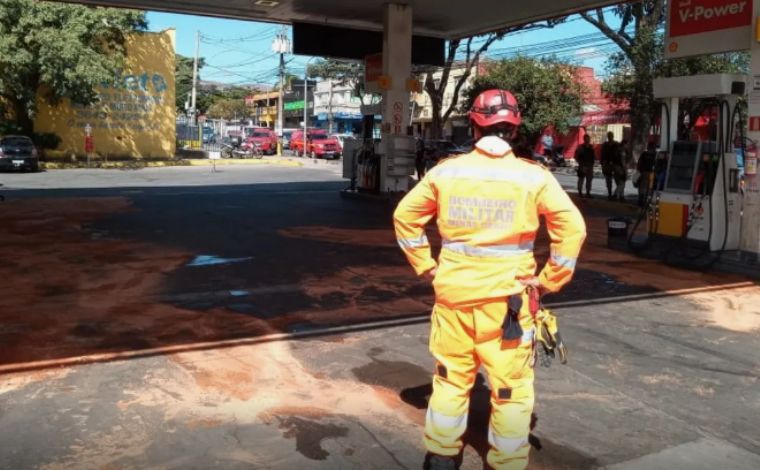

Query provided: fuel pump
[632,74,745,263]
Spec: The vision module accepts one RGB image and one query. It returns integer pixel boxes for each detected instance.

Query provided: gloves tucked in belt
[534,307,568,367]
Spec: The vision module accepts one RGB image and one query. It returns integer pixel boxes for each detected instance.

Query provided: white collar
[475,136,512,157]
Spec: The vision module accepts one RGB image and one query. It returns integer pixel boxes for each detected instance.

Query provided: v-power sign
[666,0,753,58]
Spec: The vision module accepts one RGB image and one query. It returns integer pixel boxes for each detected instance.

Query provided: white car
[331,134,356,152]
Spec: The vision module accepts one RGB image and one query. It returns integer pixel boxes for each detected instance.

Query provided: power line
[200,26,280,44]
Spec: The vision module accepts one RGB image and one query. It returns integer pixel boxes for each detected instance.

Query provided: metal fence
[177,124,202,149]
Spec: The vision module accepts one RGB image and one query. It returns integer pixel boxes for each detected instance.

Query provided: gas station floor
[1,166,759,469]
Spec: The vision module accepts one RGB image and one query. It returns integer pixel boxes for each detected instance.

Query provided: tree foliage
[420,19,563,139]
[580,2,664,157]
[307,59,366,100]
[0,0,146,133]
[464,57,584,142]
[175,54,206,113]
[206,98,249,120]
[583,1,749,156]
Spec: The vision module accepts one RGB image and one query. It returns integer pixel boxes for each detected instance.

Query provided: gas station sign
[665,0,753,58]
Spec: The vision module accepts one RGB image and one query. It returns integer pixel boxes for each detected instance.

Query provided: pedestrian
[600,132,620,200]
[612,139,627,202]
[541,130,554,162]
[575,134,595,198]
[637,142,657,207]
[394,89,586,470]
[416,138,426,180]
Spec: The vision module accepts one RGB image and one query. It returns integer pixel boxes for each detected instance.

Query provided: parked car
[244,127,277,155]
[291,130,341,159]
[201,127,216,144]
[332,133,356,152]
[0,135,39,172]
[422,139,468,167]
[282,130,295,150]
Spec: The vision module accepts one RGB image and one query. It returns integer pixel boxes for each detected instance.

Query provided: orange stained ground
[0,198,757,379]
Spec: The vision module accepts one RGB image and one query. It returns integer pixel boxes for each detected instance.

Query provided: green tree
[463,57,584,144]
[581,2,664,159]
[175,54,206,113]
[206,98,249,120]
[420,19,562,139]
[604,45,748,141]
[307,59,365,133]
[0,0,146,133]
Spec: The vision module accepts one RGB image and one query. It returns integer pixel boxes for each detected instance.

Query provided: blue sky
[147,10,619,87]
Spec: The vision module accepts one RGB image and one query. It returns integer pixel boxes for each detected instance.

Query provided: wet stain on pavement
[260,408,349,461]
[352,356,431,392]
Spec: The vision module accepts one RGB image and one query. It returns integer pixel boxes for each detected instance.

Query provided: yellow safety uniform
[394,137,586,469]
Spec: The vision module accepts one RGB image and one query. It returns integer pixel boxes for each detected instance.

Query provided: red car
[244,127,277,155]
[290,130,341,159]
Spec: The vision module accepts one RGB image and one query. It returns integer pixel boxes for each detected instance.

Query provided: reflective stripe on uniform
[397,234,430,249]
[433,166,542,185]
[550,253,577,269]
[426,408,468,433]
[488,428,528,453]
[521,327,535,345]
[442,239,534,258]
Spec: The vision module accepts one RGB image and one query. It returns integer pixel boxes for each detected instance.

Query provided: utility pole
[191,31,200,126]
[272,26,290,155]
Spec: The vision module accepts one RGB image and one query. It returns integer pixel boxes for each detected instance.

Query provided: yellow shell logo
[669,41,679,53]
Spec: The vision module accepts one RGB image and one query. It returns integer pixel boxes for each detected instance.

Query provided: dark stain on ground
[352,356,431,392]
[404,283,434,298]
[70,321,107,338]
[275,415,349,460]
[356,286,398,305]
[94,331,153,351]
[316,291,350,309]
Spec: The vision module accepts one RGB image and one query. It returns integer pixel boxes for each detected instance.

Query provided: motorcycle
[221,141,263,159]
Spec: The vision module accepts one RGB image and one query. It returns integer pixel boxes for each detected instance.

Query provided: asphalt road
[0,164,758,470]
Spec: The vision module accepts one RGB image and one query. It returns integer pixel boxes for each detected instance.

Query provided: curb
[40,158,303,170]
[188,158,303,168]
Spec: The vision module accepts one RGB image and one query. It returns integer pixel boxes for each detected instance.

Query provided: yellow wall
[35,29,176,159]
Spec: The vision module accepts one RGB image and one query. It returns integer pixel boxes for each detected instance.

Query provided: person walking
[612,139,627,202]
[575,134,595,198]
[394,89,586,470]
[637,142,657,206]
[600,132,620,200]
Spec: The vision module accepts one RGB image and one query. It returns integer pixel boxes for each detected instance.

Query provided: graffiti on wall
[68,70,169,132]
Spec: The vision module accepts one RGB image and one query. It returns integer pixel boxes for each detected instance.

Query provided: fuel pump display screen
[665,141,700,192]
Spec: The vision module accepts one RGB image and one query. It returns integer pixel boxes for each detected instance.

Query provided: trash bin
[607,217,630,249]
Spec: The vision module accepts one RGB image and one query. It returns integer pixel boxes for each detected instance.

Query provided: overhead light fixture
[255,0,279,7]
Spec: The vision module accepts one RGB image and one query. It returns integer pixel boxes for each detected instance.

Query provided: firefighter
[393,89,586,470]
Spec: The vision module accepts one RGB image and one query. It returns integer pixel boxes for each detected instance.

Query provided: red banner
[669,0,751,37]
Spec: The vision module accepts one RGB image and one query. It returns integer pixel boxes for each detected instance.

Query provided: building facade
[312,80,366,135]
[412,63,479,143]
[35,29,177,159]
[246,80,315,132]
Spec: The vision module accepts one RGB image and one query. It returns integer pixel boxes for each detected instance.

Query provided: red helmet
[469,89,521,129]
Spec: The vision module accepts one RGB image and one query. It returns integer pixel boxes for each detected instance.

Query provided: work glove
[534,307,568,367]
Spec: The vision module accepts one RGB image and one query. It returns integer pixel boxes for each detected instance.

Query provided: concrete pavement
[1,165,758,469]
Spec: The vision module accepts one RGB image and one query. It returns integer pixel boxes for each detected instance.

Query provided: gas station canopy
[59,0,617,39]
